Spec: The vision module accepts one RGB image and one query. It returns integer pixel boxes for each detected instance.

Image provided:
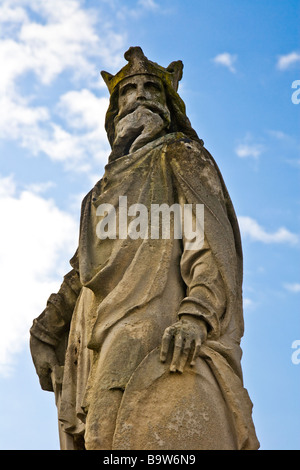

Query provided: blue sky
[0,0,299,450]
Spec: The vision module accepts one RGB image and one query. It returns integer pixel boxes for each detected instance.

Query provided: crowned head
[101,46,183,95]
[101,47,201,152]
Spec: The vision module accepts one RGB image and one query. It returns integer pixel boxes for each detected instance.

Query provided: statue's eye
[144,81,162,92]
[120,83,136,96]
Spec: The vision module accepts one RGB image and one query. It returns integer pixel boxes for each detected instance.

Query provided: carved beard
[112,102,171,156]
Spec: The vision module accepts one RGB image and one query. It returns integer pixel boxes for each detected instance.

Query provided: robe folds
[30,132,259,450]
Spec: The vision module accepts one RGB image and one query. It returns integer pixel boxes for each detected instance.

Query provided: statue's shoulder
[164,132,215,166]
[165,133,227,201]
[77,179,103,222]
[79,189,93,213]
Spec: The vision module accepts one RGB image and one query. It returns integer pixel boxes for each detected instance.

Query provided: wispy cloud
[108,0,169,21]
[285,159,300,169]
[267,130,291,141]
[266,129,300,169]
[235,134,265,159]
[138,0,159,10]
[238,216,299,245]
[243,297,255,310]
[212,52,237,73]
[276,52,300,70]
[235,143,264,159]
[284,283,300,293]
[24,181,56,195]
[267,128,300,149]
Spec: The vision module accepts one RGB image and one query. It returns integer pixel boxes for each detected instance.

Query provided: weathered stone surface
[30,46,259,450]
[113,348,236,450]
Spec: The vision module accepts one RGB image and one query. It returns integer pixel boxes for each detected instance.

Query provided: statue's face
[118,74,167,118]
[113,74,171,155]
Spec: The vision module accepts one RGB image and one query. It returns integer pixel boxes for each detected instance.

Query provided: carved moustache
[114,100,171,128]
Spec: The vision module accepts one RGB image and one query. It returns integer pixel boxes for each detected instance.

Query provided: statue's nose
[136,84,147,101]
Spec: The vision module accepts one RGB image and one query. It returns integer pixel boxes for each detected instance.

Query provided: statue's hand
[30,336,59,391]
[160,315,207,373]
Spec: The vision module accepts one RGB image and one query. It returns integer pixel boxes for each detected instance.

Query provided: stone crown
[101,46,183,94]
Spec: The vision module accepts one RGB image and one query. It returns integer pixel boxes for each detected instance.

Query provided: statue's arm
[160,141,229,372]
[30,267,82,391]
[30,268,81,347]
[160,236,226,373]
[177,236,226,337]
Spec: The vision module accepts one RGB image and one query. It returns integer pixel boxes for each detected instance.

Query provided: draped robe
[30,132,259,450]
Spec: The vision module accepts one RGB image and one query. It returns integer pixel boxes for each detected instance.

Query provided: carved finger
[178,338,192,373]
[190,338,202,366]
[160,327,174,362]
[170,333,184,372]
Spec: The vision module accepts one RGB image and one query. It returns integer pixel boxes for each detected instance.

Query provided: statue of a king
[30,47,259,451]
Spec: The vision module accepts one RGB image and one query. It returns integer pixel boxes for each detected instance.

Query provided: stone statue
[30,47,260,450]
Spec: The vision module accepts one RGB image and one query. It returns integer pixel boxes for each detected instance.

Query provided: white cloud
[235,134,265,159]
[235,143,264,159]
[0,0,125,86]
[0,3,29,28]
[238,216,299,245]
[138,0,159,10]
[0,88,110,174]
[277,52,300,70]
[31,122,108,174]
[0,174,16,198]
[25,181,56,194]
[32,89,111,172]
[243,297,254,310]
[110,0,168,20]
[0,93,49,140]
[267,130,290,141]
[0,0,106,93]
[284,283,300,293]
[0,0,124,175]
[286,159,300,169]
[56,89,108,134]
[267,129,300,151]
[212,52,237,73]
[0,174,78,376]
